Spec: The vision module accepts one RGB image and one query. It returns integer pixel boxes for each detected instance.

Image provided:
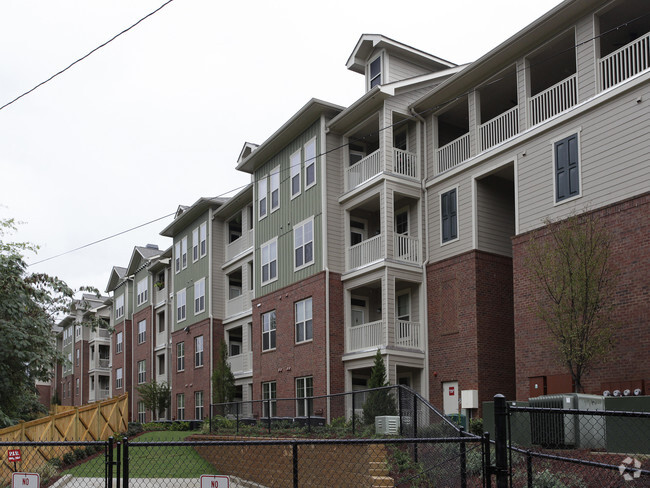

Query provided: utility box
[375,416,400,434]
[462,390,479,409]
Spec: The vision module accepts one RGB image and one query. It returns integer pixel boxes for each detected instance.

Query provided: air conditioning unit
[529,394,605,449]
[375,415,400,435]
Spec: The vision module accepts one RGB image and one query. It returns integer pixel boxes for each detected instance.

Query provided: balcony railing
[227,352,252,374]
[348,234,384,270]
[95,389,110,401]
[347,320,385,352]
[395,321,422,349]
[226,291,252,318]
[479,106,519,151]
[599,32,650,91]
[346,149,381,191]
[225,230,252,262]
[154,285,167,305]
[90,358,110,370]
[394,234,419,264]
[528,74,577,126]
[393,149,418,179]
[90,328,110,342]
[436,132,470,174]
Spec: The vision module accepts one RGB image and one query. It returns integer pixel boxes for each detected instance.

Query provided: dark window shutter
[555,134,579,201]
[441,189,457,242]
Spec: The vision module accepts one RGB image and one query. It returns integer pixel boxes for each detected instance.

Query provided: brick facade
[513,193,650,400]
[111,319,132,413]
[132,307,154,422]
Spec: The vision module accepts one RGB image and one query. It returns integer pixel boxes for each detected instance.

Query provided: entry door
[351,297,367,326]
[443,381,459,415]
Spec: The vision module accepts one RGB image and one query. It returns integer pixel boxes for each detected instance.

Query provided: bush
[36,462,58,485]
[142,421,170,431]
[47,457,62,469]
[73,448,87,461]
[126,422,143,436]
[469,417,483,436]
[62,451,76,466]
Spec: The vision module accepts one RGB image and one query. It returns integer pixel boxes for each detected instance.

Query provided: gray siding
[576,15,597,102]
[476,175,515,257]
[387,55,435,83]
[211,216,225,319]
[325,131,345,273]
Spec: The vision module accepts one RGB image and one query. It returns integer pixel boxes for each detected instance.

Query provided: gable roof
[105,266,127,293]
[160,197,228,237]
[126,244,163,275]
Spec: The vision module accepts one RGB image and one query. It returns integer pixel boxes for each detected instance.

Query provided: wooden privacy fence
[0,394,128,442]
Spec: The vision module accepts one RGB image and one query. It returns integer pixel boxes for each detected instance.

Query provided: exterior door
[443,381,459,415]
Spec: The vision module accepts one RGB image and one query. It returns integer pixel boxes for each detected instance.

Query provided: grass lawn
[64,431,218,478]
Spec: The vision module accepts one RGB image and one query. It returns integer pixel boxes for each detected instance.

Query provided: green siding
[254,120,324,296]
[133,267,150,314]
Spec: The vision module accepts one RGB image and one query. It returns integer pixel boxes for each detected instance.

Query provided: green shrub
[73,448,87,461]
[36,462,58,485]
[127,422,143,436]
[47,457,62,469]
[62,451,76,466]
[142,421,170,431]
[469,417,483,436]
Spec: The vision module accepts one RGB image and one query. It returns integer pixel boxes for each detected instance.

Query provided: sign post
[8,449,21,472]
[200,475,230,487]
[12,472,40,487]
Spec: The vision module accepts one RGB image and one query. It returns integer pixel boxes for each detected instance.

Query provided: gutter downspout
[208,208,215,409]
[321,115,332,422]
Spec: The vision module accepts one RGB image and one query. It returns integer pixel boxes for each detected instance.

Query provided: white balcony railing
[528,74,577,126]
[395,321,422,349]
[225,230,252,262]
[154,285,167,305]
[227,351,252,374]
[394,234,419,264]
[599,32,650,91]
[90,358,110,370]
[436,132,470,174]
[347,320,385,352]
[346,149,381,191]
[348,234,384,270]
[393,149,418,179]
[225,291,252,318]
[479,106,519,152]
[96,389,110,401]
[90,328,110,343]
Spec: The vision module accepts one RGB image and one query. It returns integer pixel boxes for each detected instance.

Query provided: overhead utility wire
[0,0,175,113]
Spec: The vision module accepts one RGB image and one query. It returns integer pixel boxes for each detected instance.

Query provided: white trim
[439,184,460,246]
[294,297,313,344]
[395,289,411,322]
[367,51,384,90]
[200,221,207,258]
[194,278,206,315]
[293,217,315,272]
[176,288,187,323]
[290,149,302,199]
[181,236,188,270]
[174,241,181,274]
[258,176,268,220]
[260,237,278,286]
[304,137,317,190]
[261,310,276,352]
[192,227,199,263]
[551,128,583,207]
[270,166,280,212]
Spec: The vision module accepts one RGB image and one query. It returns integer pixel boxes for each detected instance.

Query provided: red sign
[8,449,21,462]
[449,386,455,396]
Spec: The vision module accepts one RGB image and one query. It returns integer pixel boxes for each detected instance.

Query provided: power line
[0,0,175,113]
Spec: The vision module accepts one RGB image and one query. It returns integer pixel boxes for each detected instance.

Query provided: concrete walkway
[51,474,260,487]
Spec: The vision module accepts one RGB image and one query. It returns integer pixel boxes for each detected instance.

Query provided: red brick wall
[513,193,650,400]
[111,319,132,414]
[132,308,153,421]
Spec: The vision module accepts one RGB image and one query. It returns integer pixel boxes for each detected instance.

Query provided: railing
[393,148,418,179]
[394,234,419,264]
[227,351,253,374]
[96,388,111,401]
[479,106,519,151]
[436,132,470,174]
[528,74,577,126]
[90,328,110,342]
[153,285,167,304]
[347,234,384,270]
[395,320,422,349]
[346,149,381,191]
[599,32,650,91]
[90,358,111,370]
[225,291,252,318]
[225,231,252,261]
[347,320,385,352]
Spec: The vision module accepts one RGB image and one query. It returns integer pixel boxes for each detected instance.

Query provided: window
[555,133,580,202]
[177,289,186,322]
[258,177,267,219]
[181,237,188,269]
[195,391,204,419]
[177,342,185,371]
[290,150,301,197]
[441,188,458,243]
[369,55,381,88]
[115,295,124,319]
[75,324,81,339]
[138,319,146,344]
[116,368,123,389]
[177,394,185,420]
[396,291,410,321]
[296,376,313,417]
[200,222,207,257]
[136,278,148,306]
[138,402,146,423]
[157,311,165,333]
[175,241,181,273]
[261,239,277,284]
[195,335,204,367]
[270,167,280,211]
[304,139,316,188]
[262,310,276,351]
[138,360,146,384]
[294,219,314,269]
[295,298,313,343]
[116,331,123,354]
[76,378,80,395]
[75,348,79,366]
[194,279,205,314]
[262,381,276,417]
[158,354,165,375]
[192,227,199,262]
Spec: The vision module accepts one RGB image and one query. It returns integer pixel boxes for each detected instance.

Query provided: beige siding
[387,55,432,83]
[576,15,597,102]
[211,218,225,319]
[476,175,515,257]
[326,132,345,273]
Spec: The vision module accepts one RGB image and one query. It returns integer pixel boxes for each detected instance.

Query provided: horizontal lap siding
[476,176,515,257]
[576,15,596,102]
[326,132,345,273]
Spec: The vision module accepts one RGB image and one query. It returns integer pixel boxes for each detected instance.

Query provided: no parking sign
[200,475,230,487]
[12,472,40,487]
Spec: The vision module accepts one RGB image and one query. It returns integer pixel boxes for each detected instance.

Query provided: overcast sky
[0,0,563,293]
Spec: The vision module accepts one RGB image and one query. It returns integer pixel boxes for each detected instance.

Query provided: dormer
[346,34,456,92]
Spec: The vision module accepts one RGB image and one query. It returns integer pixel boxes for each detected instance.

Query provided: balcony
[227,351,253,375]
[393,149,419,179]
[153,284,168,305]
[90,357,110,371]
[394,234,419,264]
[479,106,519,152]
[89,327,110,343]
[599,32,650,91]
[437,133,470,174]
[226,291,252,318]
[347,234,384,270]
[395,320,422,349]
[346,149,381,191]
[347,320,385,352]
[90,388,111,402]
[529,74,577,126]
[226,229,253,262]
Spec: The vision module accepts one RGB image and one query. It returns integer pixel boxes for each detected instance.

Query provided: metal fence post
[459,426,467,488]
[527,450,533,488]
[292,441,299,488]
[494,394,508,488]
[398,386,403,436]
[107,436,114,487]
[413,391,418,464]
[236,401,240,435]
[267,399,272,434]
[209,402,213,434]
[123,437,129,488]
[116,440,121,488]
[483,432,491,488]
[352,392,356,435]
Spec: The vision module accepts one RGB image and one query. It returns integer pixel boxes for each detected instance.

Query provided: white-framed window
[175,241,181,273]
[115,294,124,319]
[177,342,185,371]
[195,391,204,419]
[296,376,313,417]
[261,238,278,285]
[181,237,188,269]
[116,331,123,354]
[76,378,80,395]
[138,319,146,344]
[195,335,204,368]
[294,218,314,270]
[177,289,186,322]
[295,297,313,343]
[368,54,382,89]
[136,278,148,306]
[270,167,280,212]
[258,177,267,219]
[116,368,123,389]
[290,149,301,198]
[200,222,207,257]
[262,310,276,351]
[75,324,82,339]
[304,138,316,189]
[177,393,185,420]
[262,381,277,417]
[75,348,79,366]
[192,227,199,262]
[138,401,146,423]
[138,360,146,384]
[194,278,205,315]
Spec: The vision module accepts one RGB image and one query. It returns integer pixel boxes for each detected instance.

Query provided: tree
[524,212,617,393]
[136,380,171,420]
[212,340,235,405]
[362,349,397,424]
